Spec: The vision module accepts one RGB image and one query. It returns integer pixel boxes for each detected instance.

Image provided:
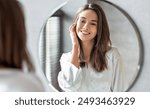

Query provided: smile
[80,30,90,35]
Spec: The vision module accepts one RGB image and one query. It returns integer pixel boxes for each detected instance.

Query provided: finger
[69,23,76,32]
[74,17,78,25]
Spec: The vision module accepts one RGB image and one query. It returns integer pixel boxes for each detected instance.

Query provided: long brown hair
[74,3,111,72]
[0,0,34,72]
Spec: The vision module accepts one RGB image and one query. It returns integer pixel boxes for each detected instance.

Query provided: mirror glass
[39,0,143,91]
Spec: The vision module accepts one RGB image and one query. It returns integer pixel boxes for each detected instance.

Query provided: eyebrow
[80,16,97,23]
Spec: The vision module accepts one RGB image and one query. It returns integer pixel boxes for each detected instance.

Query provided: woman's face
[76,9,98,43]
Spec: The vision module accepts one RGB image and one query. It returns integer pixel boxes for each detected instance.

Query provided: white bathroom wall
[19,0,150,91]
[109,0,150,91]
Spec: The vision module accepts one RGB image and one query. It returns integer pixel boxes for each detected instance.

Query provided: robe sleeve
[111,48,127,92]
[57,53,82,91]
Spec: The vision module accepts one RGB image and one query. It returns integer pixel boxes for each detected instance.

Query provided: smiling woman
[58,3,127,92]
[39,0,143,92]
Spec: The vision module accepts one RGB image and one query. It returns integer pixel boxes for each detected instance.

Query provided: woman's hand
[69,23,79,47]
[69,23,80,68]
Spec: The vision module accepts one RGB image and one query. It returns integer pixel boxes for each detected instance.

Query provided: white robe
[58,47,127,92]
[0,68,45,92]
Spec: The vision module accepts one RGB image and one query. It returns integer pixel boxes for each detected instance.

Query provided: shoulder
[0,69,45,91]
[106,47,121,61]
[60,52,72,62]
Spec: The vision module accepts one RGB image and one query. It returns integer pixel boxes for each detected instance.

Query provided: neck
[81,41,94,63]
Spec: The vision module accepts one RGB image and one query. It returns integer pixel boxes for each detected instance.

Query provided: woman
[58,3,126,92]
[0,0,45,91]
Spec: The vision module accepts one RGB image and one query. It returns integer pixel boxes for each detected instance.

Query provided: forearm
[71,44,80,68]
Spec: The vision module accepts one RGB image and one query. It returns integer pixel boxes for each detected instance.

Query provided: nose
[83,23,89,30]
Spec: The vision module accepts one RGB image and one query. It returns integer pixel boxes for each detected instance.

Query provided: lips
[80,30,90,35]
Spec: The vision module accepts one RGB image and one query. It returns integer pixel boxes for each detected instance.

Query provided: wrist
[72,44,79,49]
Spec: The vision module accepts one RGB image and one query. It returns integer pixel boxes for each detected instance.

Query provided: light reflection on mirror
[39,0,143,92]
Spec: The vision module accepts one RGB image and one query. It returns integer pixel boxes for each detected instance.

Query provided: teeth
[81,31,89,35]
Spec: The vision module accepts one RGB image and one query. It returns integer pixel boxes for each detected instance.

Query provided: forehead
[78,9,98,21]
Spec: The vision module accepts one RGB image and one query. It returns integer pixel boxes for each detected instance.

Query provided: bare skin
[69,23,80,68]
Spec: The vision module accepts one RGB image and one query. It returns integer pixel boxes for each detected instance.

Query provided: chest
[79,63,114,91]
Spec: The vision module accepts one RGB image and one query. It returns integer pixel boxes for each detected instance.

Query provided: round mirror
[39,0,143,92]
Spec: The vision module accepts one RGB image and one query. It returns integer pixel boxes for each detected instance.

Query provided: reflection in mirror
[39,0,143,92]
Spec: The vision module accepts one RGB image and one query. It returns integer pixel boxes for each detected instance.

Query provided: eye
[90,22,97,26]
[80,19,85,23]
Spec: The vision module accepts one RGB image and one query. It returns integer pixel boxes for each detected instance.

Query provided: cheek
[76,23,82,29]
[76,23,82,32]
[92,27,97,35]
